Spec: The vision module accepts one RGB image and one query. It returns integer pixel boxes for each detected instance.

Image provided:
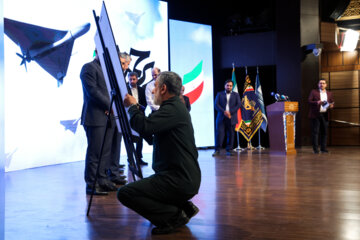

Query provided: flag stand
[256,129,265,150]
[255,66,266,150]
[234,131,245,151]
[247,141,254,150]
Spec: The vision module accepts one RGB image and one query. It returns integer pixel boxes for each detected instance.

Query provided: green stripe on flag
[183,60,203,85]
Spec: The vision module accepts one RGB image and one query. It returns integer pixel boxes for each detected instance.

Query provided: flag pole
[233,63,244,151]
[255,66,265,150]
[245,66,253,150]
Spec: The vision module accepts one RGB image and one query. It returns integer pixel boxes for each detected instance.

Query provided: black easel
[87,5,143,216]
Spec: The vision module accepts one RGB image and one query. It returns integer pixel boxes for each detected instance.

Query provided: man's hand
[124,94,137,107]
[224,111,231,119]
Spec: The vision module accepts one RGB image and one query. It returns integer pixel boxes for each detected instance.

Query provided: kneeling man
[118,71,201,234]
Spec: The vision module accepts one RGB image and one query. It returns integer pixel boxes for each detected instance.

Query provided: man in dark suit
[119,71,201,235]
[213,80,241,156]
[80,51,122,195]
[126,72,148,165]
[308,79,334,153]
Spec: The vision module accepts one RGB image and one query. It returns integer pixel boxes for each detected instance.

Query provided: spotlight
[340,29,359,51]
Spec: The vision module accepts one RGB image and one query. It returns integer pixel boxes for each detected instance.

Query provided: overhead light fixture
[340,29,359,51]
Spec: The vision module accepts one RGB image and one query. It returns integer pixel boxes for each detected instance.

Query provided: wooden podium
[266,101,298,154]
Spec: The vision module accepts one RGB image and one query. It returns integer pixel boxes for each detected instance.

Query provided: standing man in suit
[126,72,148,165]
[145,67,161,113]
[308,79,334,153]
[213,80,241,156]
[80,50,120,195]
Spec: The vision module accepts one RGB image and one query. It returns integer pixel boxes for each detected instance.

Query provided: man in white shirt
[145,67,161,113]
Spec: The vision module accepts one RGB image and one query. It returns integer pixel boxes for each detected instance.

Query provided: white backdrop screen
[169,19,215,147]
[4,0,168,171]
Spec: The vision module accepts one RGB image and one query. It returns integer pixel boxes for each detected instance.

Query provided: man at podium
[308,79,334,154]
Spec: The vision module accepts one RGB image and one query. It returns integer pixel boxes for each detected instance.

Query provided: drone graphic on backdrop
[4,17,90,86]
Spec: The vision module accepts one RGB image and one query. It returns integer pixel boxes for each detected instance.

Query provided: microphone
[270,92,280,101]
[275,93,280,101]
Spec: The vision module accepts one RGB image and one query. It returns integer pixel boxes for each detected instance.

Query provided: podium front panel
[284,112,296,153]
[266,101,298,154]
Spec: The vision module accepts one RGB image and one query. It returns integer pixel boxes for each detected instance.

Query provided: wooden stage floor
[4,147,360,240]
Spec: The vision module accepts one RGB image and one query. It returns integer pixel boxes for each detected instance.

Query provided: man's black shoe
[107,168,124,177]
[111,176,127,185]
[151,224,174,235]
[151,210,189,235]
[99,181,117,191]
[139,159,148,166]
[212,151,220,157]
[182,201,199,219]
[321,149,329,153]
[128,159,148,166]
[86,185,108,196]
[226,151,233,156]
[313,149,319,154]
[115,175,126,179]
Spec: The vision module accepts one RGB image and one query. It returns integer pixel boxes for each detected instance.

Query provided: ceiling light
[340,29,359,51]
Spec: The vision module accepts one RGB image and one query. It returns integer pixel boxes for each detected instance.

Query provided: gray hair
[157,71,182,96]
[119,52,131,62]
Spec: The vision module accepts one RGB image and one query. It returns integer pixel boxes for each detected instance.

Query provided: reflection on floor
[5,147,360,240]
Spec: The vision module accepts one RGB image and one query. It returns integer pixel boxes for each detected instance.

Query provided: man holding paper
[308,79,334,154]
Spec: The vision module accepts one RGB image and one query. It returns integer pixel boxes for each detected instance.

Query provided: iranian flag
[182,60,204,105]
[231,65,242,131]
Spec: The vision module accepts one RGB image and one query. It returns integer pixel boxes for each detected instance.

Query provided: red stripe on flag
[185,81,204,105]
[244,87,254,92]
[235,108,242,131]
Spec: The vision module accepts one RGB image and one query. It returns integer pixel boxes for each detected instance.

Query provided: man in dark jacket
[213,80,241,156]
[118,71,201,235]
[308,79,334,153]
[126,71,148,165]
[80,51,123,195]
